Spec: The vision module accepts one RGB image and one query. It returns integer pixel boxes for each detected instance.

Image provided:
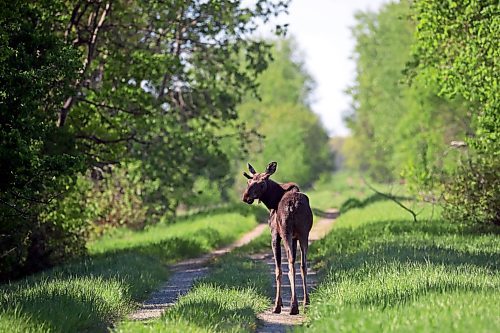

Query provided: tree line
[0,1,332,280]
[344,0,498,225]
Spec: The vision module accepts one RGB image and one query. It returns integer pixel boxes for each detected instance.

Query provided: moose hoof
[289,305,299,315]
[272,305,282,314]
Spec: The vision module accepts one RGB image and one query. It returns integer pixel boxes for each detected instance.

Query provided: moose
[242,161,313,315]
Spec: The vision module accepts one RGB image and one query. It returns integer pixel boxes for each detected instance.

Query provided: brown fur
[242,162,313,315]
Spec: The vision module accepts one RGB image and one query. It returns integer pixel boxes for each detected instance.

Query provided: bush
[444,154,500,225]
[0,1,83,281]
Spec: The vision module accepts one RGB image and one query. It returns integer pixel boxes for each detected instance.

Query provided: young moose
[242,161,313,315]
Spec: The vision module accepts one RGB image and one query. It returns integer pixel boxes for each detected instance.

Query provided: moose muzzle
[242,192,254,204]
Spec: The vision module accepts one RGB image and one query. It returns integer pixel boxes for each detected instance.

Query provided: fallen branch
[362,178,419,223]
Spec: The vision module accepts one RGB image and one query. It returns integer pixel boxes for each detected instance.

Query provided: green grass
[298,197,500,333]
[307,171,370,211]
[0,206,265,333]
[89,209,262,259]
[116,249,272,332]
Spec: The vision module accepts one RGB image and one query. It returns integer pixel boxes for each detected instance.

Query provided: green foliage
[1,0,289,279]
[300,195,499,332]
[347,0,499,225]
[180,176,225,210]
[346,1,469,185]
[442,154,500,225]
[235,39,333,189]
[60,0,289,218]
[411,0,500,225]
[73,162,150,236]
[0,0,84,280]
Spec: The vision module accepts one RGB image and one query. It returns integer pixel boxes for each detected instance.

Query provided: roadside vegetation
[299,181,499,333]
[303,3,500,328]
[0,206,264,333]
[344,0,499,225]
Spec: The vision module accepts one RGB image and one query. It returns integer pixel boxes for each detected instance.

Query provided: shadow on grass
[313,219,499,270]
[3,231,235,333]
[0,250,166,333]
[311,219,499,310]
[4,291,116,333]
[339,193,414,214]
[352,262,498,309]
[204,254,273,296]
[1,235,221,333]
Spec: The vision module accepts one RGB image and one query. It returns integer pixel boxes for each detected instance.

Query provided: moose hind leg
[286,237,299,315]
[299,239,310,306]
[271,232,282,313]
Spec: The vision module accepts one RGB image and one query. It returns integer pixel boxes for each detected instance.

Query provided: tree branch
[59,1,113,127]
[0,198,32,219]
[78,98,147,116]
[362,177,419,222]
[75,132,147,145]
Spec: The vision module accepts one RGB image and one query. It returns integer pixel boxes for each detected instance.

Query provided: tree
[346,1,469,190]
[58,0,289,218]
[0,0,84,279]
[412,0,500,224]
[235,39,333,189]
[0,0,290,279]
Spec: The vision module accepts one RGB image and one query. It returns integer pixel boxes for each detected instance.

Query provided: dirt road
[129,208,339,332]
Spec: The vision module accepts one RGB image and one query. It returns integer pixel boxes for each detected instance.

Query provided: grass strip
[298,199,500,333]
[0,206,265,333]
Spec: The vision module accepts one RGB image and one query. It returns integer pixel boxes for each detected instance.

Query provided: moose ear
[247,163,256,175]
[265,161,277,175]
[243,171,252,179]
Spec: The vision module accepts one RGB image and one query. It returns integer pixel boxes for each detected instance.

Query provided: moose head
[241,161,277,204]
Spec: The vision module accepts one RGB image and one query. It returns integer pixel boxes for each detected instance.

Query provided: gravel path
[129,223,267,320]
[255,209,339,333]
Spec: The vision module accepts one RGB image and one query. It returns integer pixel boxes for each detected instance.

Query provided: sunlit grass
[89,206,264,257]
[0,207,264,332]
[298,198,500,333]
[116,251,272,333]
[0,308,49,333]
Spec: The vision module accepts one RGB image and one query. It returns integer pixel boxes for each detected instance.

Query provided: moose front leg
[271,231,283,313]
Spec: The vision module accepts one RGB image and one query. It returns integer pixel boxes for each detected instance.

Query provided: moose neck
[260,179,285,210]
